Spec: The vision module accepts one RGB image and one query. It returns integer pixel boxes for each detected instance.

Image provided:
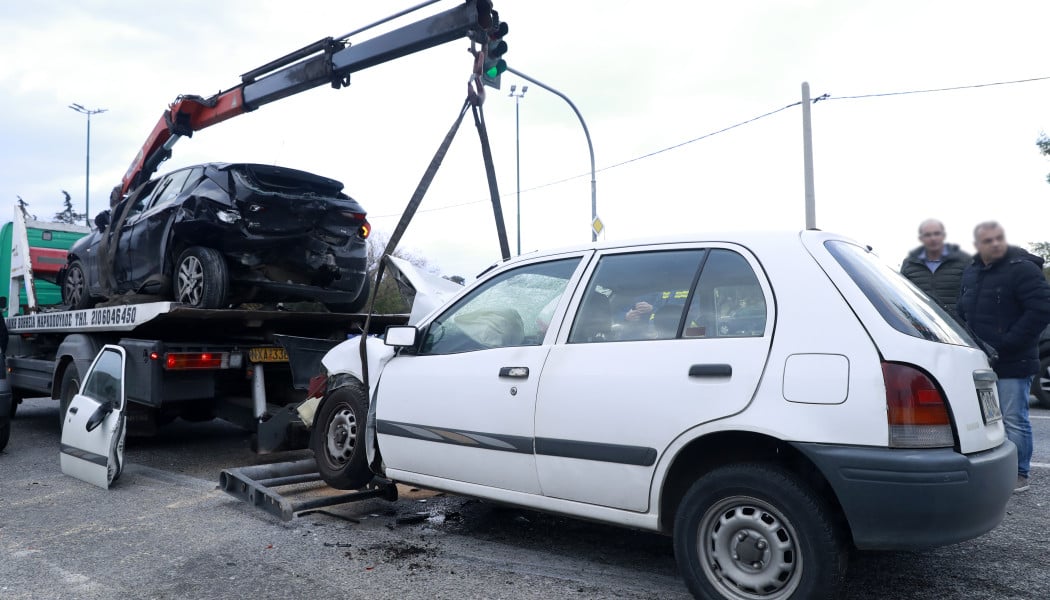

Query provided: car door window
[420,258,580,355]
[569,249,705,343]
[79,348,124,409]
[146,168,193,212]
[683,249,767,338]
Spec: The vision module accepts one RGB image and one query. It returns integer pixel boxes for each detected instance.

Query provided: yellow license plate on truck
[249,347,288,363]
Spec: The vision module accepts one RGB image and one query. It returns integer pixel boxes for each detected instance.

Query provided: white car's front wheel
[310,381,374,490]
[673,463,846,600]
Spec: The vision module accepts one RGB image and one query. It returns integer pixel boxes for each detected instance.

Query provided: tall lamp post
[508,84,528,255]
[69,103,107,228]
[506,67,597,242]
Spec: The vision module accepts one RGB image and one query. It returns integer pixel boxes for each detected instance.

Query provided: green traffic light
[485,59,507,79]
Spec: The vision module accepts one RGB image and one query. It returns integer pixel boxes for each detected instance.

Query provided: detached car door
[535,245,773,512]
[376,255,585,494]
[59,345,128,489]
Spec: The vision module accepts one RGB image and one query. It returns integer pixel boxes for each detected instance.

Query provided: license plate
[249,347,288,363]
[978,388,1002,424]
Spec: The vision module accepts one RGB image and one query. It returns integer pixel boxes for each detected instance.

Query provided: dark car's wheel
[673,463,846,600]
[1030,352,1050,409]
[63,260,94,310]
[327,278,371,313]
[0,416,9,451]
[310,381,374,490]
[58,363,82,431]
[175,246,229,309]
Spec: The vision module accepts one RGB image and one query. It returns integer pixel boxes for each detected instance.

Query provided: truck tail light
[883,362,954,448]
[165,352,229,370]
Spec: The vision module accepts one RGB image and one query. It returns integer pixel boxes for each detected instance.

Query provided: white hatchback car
[301,230,1015,600]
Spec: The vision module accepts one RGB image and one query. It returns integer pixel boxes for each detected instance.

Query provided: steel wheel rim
[66,265,85,306]
[1039,365,1050,397]
[177,255,204,305]
[697,495,803,599]
[325,407,356,466]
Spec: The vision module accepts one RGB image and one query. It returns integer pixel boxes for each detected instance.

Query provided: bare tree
[53,190,86,225]
[16,196,36,220]
[1038,132,1050,184]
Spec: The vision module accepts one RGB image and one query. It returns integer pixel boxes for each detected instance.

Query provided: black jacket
[957,246,1050,378]
[900,243,970,317]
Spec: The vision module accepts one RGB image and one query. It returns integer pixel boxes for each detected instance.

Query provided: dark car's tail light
[340,211,370,239]
[883,362,954,448]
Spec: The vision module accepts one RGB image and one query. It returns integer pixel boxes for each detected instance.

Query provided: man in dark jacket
[957,221,1050,493]
[901,218,970,318]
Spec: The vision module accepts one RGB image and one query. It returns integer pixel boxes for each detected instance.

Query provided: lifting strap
[358,60,511,388]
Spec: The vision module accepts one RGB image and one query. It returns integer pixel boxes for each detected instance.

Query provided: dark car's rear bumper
[791,440,1016,550]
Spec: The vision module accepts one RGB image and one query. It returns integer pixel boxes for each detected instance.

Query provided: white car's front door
[535,246,773,512]
[377,256,585,494]
[59,345,128,489]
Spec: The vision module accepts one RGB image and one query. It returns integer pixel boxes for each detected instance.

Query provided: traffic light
[481,15,508,89]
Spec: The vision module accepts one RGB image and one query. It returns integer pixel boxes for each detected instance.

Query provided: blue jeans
[996,377,1034,478]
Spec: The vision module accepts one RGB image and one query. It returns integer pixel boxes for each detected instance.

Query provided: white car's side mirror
[384,325,419,348]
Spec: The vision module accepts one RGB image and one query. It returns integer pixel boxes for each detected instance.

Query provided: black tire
[327,278,371,313]
[8,390,19,419]
[63,260,95,310]
[673,463,846,600]
[0,418,9,451]
[310,381,374,490]
[1030,353,1050,409]
[58,363,82,431]
[175,246,228,309]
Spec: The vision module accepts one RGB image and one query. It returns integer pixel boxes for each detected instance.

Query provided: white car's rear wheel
[674,463,846,600]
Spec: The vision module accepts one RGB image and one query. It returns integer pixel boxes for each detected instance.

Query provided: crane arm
[118,0,501,199]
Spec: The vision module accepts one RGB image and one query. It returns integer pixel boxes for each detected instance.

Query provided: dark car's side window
[683,249,767,338]
[569,250,705,343]
[146,169,194,212]
[419,258,580,355]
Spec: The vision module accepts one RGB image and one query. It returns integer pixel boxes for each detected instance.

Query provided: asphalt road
[2,396,1048,600]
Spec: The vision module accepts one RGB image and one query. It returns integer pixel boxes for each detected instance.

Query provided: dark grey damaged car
[60,163,372,312]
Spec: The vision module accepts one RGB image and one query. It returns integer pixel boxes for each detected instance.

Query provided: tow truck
[5,0,510,452]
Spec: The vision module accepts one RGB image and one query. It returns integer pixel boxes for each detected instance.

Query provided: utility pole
[801,83,816,229]
[69,103,107,228]
[506,67,597,242]
[508,84,528,255]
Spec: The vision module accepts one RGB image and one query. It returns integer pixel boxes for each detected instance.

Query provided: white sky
[2,1,1049,280]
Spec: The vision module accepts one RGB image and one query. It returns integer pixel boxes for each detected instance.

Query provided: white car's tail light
[883,362,954,448]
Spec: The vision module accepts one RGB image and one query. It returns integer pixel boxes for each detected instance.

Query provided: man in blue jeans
[958,221,1050,493]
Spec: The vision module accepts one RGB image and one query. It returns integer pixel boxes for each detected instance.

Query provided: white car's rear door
[535,245,773,512]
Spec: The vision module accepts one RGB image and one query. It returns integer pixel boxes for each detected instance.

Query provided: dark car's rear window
[825,240,975,346]
[234,164,344,196]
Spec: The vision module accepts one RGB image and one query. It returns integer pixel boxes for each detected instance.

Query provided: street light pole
[508,84,528,255]
[506,67,597,242]
[69,103,107,228]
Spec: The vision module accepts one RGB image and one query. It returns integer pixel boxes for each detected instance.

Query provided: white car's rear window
[825,240,975,346]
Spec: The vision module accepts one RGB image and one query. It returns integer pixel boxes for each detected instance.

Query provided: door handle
[689,364,732,378]
[499,366,529,378]
[69,406,78,414]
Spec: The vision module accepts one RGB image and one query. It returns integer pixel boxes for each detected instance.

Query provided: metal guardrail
[219,458,397,521]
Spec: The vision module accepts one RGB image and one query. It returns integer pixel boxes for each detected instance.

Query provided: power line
[825,75,1050,101]
[370,74,1050,221]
